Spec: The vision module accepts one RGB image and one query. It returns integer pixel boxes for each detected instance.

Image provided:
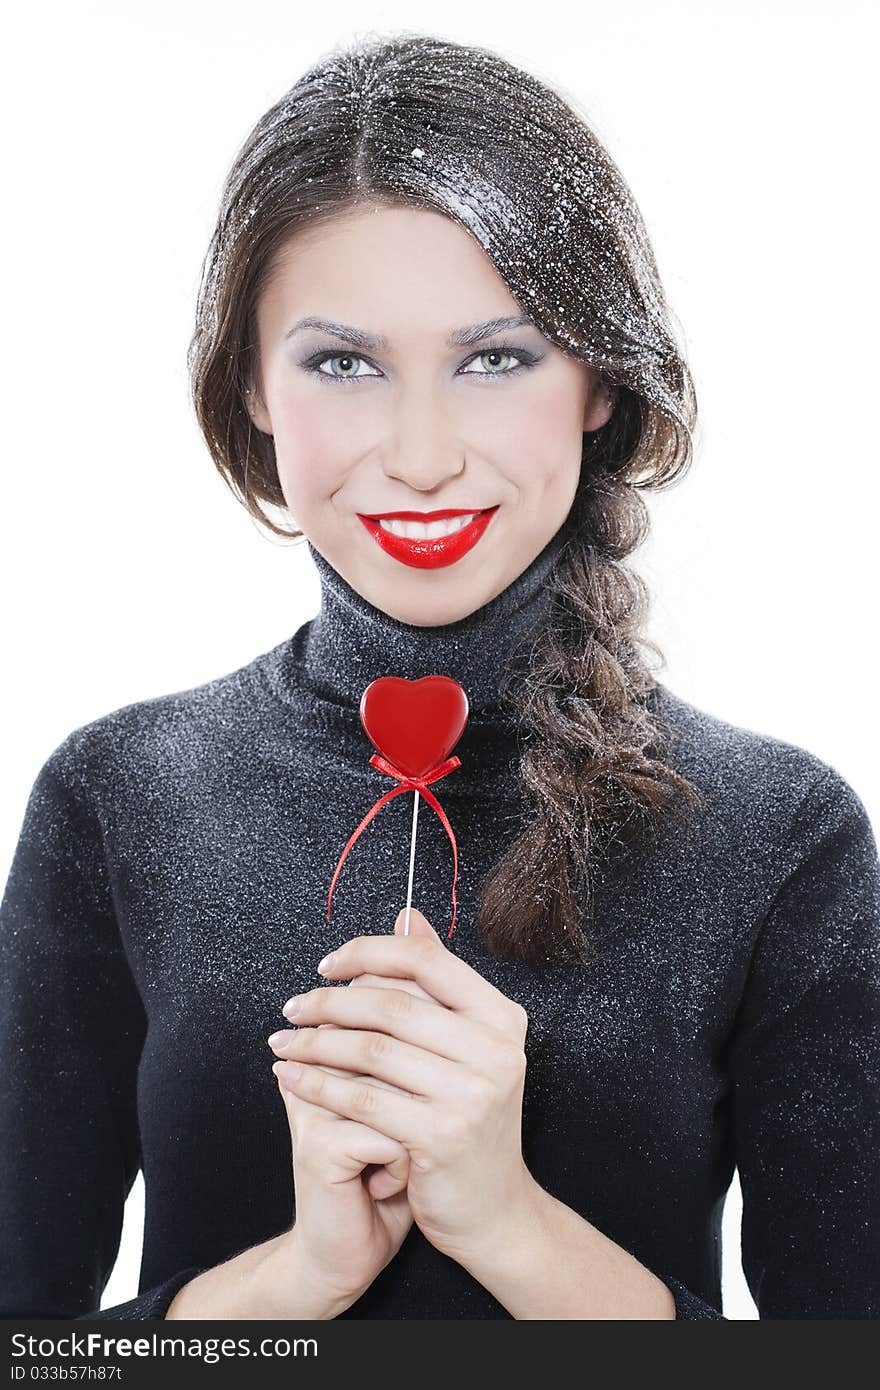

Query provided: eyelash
[299,341,542,387]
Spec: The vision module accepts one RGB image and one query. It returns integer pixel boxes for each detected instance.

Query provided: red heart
[359,676,469,779]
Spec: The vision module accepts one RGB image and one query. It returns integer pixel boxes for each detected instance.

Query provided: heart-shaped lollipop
[359,675,469,778]
[326,675,469,939]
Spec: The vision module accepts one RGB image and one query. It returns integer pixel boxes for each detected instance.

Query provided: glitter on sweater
[1,535,878,1319]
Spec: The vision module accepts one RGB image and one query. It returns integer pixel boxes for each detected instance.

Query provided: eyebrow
[284,315,537,351]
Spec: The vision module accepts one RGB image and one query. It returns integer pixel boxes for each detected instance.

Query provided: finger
[280,967,443,1098]
[335,1118,410,1172]
[348,971,436,1003]
[272,1060,421,1146]
[278,1077,410,1199]
[275,984,500,1069]
[273,1024,455,1099]
[280,961,417,1093]
[317,929,517,1024]
[285,1103,411,1183]
[281,1049,411,1097]
[281,972,437,1027]
[276,1066,410,1130]
[366,1152,410,1199]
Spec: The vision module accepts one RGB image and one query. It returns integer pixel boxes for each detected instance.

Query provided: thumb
[365,1151,411,1200]
[393,905,441,941]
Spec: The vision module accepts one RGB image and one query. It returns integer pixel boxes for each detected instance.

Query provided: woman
[1,33,877,1321]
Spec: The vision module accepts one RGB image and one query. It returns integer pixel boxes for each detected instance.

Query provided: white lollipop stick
[403,790,420,935]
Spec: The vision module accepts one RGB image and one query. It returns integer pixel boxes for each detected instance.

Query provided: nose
[381,394,466,492]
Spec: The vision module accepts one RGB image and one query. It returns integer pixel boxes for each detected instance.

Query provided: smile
[357,507,500,569]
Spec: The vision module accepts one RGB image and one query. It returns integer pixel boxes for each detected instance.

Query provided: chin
[373,584,488,628]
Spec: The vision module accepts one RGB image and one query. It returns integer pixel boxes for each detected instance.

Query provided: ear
[244,385,273,436]
[393,906,442,942]
[582,380,617,433]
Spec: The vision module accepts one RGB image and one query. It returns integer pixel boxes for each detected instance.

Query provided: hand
[269,907,536,1266]
[269,918,440,1302]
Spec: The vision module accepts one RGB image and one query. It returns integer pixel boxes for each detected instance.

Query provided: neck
[300,528,569,715]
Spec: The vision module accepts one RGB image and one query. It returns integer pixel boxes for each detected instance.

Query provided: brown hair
[188,31,703,966]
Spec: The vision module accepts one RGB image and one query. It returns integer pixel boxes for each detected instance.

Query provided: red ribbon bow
[326,751,462,939]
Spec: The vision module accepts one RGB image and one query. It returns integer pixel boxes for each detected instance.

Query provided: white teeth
[377,513,478,539]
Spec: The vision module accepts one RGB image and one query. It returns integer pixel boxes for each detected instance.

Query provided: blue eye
[312,353,381,384]
[459,347,531,379]
[300,342,542,386]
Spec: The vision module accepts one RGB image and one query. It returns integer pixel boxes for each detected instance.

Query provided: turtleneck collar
[295,524,569,717]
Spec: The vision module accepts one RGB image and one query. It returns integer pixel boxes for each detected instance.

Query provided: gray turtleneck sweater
[1,532,878,1320]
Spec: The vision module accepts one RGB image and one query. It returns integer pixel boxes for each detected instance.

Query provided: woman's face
[248,204,613,626]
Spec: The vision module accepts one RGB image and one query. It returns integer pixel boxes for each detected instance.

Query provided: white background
[1,0,877,1320]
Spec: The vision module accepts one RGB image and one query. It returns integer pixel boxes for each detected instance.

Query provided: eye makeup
[296,341,545,386]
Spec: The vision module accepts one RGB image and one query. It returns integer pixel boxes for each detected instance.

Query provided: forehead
[261,205,522,332]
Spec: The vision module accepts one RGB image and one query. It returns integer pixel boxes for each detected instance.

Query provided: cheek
[497,378,584,493]
[270,394,352,511]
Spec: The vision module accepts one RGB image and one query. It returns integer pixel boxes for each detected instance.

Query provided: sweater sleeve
[0,736,205,1320]
[652,764,880,1321]
[722,764,880,1319]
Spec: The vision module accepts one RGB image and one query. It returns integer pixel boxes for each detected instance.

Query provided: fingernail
[273,1060,302,1082]
[317,952,336,975]
[282,995,303,1018]
[267,1031,288,1048]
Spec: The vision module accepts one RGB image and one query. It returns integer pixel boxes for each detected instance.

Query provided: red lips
[358,506,499,569]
